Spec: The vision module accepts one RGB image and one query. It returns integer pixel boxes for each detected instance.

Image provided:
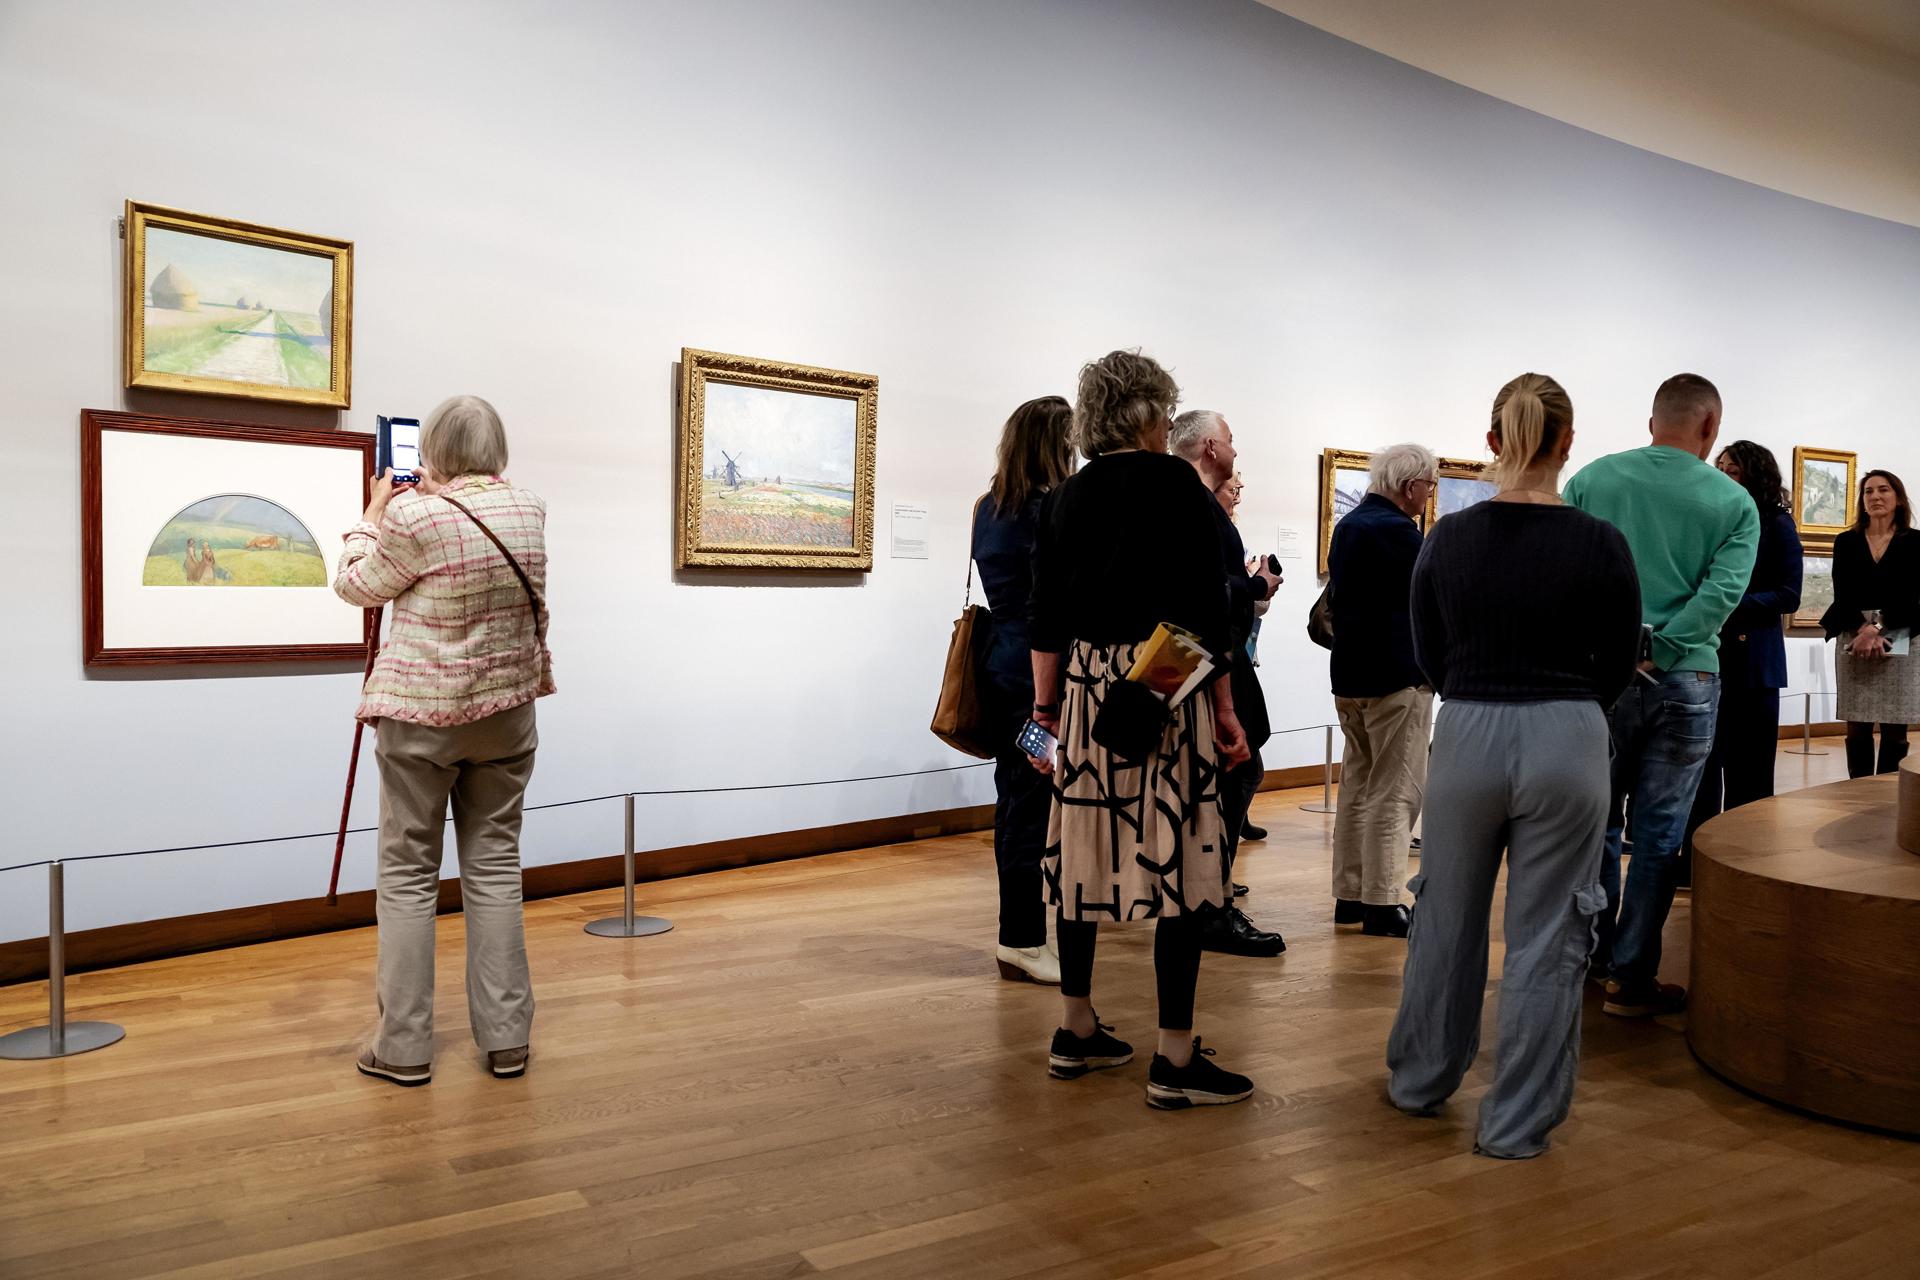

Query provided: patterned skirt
[1836,641,1920,724]
[1043,639,1228,922]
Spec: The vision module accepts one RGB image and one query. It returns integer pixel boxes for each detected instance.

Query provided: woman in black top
[1386,373,1642,1159]
[1824,470,1920,776]
[1027,348,1255,1111]
[970,395,1074,984]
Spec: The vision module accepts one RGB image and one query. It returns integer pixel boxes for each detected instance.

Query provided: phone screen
[390,423,420,479]
[1015,719,1059,763]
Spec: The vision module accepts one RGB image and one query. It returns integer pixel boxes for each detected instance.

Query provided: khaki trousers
[1332,687,1432,906]
[373,702,538,1064]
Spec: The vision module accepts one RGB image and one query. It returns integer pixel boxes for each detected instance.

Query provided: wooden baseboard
[1782,721,1845,740]
[1258,761,1341,793]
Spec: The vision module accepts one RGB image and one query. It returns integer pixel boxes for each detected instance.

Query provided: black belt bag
[1091,678,1173,762]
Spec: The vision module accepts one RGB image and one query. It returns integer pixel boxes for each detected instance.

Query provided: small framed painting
[675,347,878,571]
[1789,552,1835,636]
[82,409,374,665]
[1427,457,1497,528]
[124,201,353,408]
[1317,448,1374,575]
[1792,447,1856,552]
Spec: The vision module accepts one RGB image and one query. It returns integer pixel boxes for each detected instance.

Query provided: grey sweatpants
[373,702,539,1064]
[1385,700,1609,1159]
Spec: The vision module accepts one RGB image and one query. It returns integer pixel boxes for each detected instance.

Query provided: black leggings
[1055,912,1203,1030]
[1845,721,1909,778]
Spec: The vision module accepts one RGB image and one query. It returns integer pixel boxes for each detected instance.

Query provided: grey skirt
[1836,636,1920,724]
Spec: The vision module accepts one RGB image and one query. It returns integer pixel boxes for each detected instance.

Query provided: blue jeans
[1595,671,1718,988]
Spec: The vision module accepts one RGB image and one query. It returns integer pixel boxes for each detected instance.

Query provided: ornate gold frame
[124,200,353,408]
[1425,456,1492,528]
[1791,446,1856,553]
[675,347,878,571]
[1317,448,1373,576]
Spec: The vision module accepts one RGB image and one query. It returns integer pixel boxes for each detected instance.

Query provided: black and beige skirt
[1042,639,1229,922]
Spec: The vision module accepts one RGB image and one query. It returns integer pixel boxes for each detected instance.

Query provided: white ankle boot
[996,940,1061,985]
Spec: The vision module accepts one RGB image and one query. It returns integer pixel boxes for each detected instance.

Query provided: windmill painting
[676,348,878,571]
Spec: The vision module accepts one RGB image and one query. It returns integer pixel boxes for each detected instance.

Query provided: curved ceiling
[1259,0,1920,228]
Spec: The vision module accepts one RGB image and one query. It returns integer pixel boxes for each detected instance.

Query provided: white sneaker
[996,943,1061,985]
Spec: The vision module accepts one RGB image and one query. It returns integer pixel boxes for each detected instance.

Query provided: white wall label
[891,501,930,559]
[1274,525,1307,561]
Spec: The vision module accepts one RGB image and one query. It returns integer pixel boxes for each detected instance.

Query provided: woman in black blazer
[1823,470,1920,777]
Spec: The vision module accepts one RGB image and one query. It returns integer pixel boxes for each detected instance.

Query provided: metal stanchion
[1300,724,1337,814]
[1785,691,1828,757]
[585,794,672,938]
[0,863,125,1060]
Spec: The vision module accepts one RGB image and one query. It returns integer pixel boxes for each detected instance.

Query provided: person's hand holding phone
[363,469,402,526]
[1021,712,1060,776]
[1251,552,1282,598]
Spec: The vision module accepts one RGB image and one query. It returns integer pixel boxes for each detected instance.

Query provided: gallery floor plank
[2,740,1915,1279]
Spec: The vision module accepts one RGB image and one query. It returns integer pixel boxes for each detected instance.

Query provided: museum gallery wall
[4,0,1918,943]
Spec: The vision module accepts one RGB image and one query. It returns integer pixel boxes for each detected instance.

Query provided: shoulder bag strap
[436,491,548,644]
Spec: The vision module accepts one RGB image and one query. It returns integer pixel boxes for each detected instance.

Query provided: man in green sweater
[1563,374,1759,1018]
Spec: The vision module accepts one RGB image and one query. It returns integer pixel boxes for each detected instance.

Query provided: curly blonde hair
[1072,349,1179,457]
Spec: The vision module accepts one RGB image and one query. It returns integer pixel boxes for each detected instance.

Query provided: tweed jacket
[333,475,555,725]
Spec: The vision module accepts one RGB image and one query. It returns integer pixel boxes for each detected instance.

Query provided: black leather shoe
[1362,903,1411,938]
[1232,882,1249,898]
[1241,821,1268,843]
[1198,905,1286,957]
[1334,898,1365,928]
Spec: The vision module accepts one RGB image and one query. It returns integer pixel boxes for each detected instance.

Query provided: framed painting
[1427,457,1497,528]
[1789,552,1835,636]
[1792,447,1855,552]
[82,409,374,665]
[675,347,878,571]
[1317,448,1373,575]
[124,200,353,408]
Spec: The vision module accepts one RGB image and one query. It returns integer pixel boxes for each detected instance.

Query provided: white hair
[1369,442,1438,496]
[421,395,509,477]
[1168,409,1225,461]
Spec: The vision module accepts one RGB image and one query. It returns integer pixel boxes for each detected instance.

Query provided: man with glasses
[1327,443,1438,938]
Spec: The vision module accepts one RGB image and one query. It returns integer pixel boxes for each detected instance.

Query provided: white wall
[2,0,1916,942]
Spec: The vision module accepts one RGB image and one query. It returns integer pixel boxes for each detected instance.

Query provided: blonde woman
[333,395,553,1086]
[1027,349,1255,1109]
[1386,374,1641,1157]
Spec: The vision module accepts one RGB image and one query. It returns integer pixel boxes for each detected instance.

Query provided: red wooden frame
[82,408,375,666]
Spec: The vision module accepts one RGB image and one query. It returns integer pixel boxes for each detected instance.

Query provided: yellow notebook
[1125,623,1217,707]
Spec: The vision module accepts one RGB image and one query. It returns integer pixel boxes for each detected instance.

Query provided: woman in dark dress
[1824,470,1920,777]
[1028,348,1255,1111]
[970,395,1074,984]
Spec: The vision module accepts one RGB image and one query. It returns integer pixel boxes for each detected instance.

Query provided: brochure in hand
[1124,623,1217,708]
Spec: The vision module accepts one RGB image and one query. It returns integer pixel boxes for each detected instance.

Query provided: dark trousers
[1217,748,1265,883]
[1056,913,1203,1030]
[988,678,1049,948]
[1685,684,1781,856]
[1845,721,1910,778]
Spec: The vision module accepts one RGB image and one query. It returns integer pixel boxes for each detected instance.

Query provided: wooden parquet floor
[3,742,1916,1279]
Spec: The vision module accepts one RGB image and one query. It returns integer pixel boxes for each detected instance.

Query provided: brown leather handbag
[930,502,997,759]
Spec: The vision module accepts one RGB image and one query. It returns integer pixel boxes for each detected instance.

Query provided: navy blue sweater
[1327,493,1424,698]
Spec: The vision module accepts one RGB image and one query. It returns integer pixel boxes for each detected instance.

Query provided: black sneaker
[1603,981,1687,1018]
[1333,898,1366,928]
[1048,1020,1134,1080]
[1241,821,1268,843]
[1146,1037,1253,1110]
[1362,903,1411,938]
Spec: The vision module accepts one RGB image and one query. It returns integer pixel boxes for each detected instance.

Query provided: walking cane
[327,606,384,906]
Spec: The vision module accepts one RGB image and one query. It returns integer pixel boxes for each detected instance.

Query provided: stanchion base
[0,1021,125,1060]
[584,916,673,938]
[1784,747,1829,756]
[1300,802,1337,814]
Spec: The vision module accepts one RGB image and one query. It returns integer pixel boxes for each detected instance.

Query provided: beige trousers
[1332,687,1433,906]
[373,702,538,1064]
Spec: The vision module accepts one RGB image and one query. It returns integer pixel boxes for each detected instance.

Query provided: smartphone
[1015,719,1059,763]
[376,415,422,485]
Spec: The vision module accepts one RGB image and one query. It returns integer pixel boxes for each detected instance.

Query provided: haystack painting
[675,349,878,571]
[125,202,353,408]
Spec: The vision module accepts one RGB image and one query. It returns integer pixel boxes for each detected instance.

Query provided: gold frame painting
[1792,446,1856,552]
[124,200,353,408]
[1426,457,1497,528]
[675,347,878,571]
[1317,448,1374,575]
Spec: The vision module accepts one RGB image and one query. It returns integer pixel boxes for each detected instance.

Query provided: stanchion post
[586,793,672,939]
[1786,690,1827,757]
[1301,723,1337,814]
[0,862,125,1060]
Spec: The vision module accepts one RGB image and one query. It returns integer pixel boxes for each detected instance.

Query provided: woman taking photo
[971,395,1075,985]
[333,395,553,1086]
[1824,470,1920,777]
[1687,442,1803,843]
[1386,373,1641,1158]
[1028,348,1254,1110]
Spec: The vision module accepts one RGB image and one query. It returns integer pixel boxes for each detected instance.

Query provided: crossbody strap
[436,491,548,645]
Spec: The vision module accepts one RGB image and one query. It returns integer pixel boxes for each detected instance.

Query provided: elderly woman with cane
[333,395,553,1086]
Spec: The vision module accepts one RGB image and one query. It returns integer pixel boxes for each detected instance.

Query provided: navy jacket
[1327,493,1425,698]
[970,493,1042,706]
[1719,507,1802,691]
[1210,500,1271,751]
